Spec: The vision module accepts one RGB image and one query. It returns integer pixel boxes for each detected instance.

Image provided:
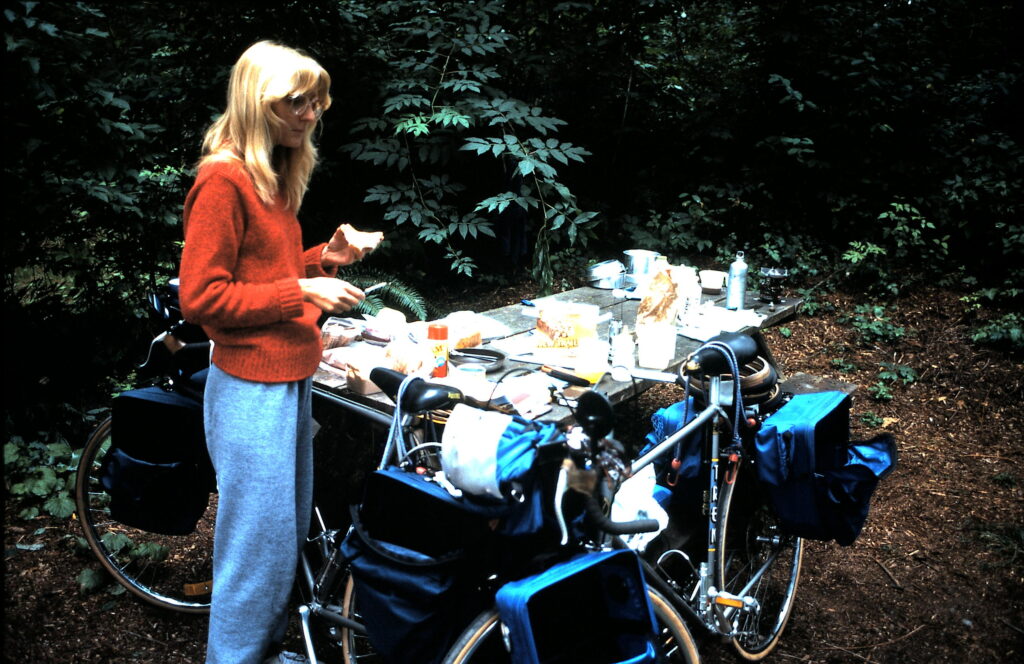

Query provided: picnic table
[311,285,803,428]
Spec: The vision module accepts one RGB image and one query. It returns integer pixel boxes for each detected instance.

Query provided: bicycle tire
[74,416,216,614]
[716,461,803,660]
[441,587,700,664]
[339,573,380,663]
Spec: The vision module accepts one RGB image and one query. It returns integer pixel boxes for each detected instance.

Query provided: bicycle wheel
[339,574,380,663]
[716,462,803,660]
[441,587,700,664]
[74,416,216,614]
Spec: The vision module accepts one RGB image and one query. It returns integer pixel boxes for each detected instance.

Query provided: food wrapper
[321,317,360,350]
[383,338,433,377]
[534,302,598,353]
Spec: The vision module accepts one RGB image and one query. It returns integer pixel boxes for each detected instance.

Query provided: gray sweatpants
[203,363,314,664]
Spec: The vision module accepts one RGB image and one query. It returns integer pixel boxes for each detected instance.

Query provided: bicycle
[331,369,701,664]
[75,282,700,663]
[74,283,217,613]
[623,332,804,660]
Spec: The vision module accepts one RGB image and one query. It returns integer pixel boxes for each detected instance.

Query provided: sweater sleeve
[304,243,338,278]
[179,171,305,328]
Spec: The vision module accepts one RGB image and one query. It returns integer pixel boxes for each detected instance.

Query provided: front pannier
[755,391,896,545]
[496,549,659,664]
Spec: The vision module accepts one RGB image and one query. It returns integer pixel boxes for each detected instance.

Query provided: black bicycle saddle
[369,367,464,412]
[684,332,759,375]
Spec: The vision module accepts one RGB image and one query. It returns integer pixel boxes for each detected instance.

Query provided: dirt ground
[4,281,1023,663]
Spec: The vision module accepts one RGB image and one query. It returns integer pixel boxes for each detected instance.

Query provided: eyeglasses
[286,93,324,119]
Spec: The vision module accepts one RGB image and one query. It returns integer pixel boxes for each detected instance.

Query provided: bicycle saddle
[684,332,759,375]
[370,367,464,412]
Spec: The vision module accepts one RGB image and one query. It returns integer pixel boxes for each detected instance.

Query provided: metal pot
[587,259,625,289]
[623,249,661,276]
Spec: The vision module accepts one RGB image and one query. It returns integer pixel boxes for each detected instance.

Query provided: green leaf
[100,531,132,555]
[15,542,44,551]
[44,494,75,518]
[131,541,169,562]
[77,567,107,593]
[4,441,21,465]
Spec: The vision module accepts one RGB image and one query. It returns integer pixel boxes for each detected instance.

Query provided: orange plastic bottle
[428,323,449,378]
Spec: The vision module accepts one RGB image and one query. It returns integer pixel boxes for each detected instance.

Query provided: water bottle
[725,251,748,310]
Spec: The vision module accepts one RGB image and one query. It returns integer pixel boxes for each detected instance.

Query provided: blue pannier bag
[496,549,659,664]
[755,391,897,545]
[636,397,703,489]
[340,468,512,664]
[98,384,216,536]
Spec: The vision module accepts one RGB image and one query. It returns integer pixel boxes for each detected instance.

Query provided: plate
[448,347,507,374]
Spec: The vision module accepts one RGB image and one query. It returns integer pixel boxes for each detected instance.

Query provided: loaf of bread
[636,267,681,326]
[452,328,482,349]
[445,311,483,349]
[409,314,483,350]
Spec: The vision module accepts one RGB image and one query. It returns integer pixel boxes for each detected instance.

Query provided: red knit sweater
[179,158,335,382]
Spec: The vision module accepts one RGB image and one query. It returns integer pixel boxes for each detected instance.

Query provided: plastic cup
[636,323,676,369]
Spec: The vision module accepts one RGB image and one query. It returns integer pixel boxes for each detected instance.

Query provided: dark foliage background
[4,0,1021,437]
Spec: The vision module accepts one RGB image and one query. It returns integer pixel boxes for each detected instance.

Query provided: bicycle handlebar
[581,493,660,536]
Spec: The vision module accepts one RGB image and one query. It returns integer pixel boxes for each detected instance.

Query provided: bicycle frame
[629,370,781,639]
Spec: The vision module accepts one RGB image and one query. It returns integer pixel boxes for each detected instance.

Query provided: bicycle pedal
[709,588,757,612]
[713,594,745,609]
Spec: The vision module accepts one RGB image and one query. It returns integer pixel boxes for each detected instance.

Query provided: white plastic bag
[611,463,669,553]
[440,403,513,499]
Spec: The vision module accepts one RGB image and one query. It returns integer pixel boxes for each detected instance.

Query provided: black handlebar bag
[98,383,216,536]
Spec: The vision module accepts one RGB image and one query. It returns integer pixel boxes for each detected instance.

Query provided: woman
[179,41,381,664]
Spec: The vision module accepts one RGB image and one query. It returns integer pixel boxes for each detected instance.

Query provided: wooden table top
[313,286,802,427]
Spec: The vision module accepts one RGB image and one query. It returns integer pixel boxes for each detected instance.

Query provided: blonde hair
[199,40,332,212]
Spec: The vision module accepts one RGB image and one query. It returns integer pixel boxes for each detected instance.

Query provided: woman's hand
[321,224,384,268]
[299,278,364,313]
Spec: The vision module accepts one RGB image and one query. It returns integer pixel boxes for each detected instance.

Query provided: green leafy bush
[342,0,597,290]
[859,411,884,428]
[839,304,907,346]
[4,431,78,520]
[868,382,894,402]
[878,362,918,385]
[831,358,859,374]
[970,313,1024,350]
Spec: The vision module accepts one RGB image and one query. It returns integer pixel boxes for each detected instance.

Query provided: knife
[539,365,592,387]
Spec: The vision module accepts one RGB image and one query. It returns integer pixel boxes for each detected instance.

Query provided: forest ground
[4,280,1023,663]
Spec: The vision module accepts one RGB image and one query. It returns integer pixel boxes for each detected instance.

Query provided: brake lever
[554,461,570,546]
